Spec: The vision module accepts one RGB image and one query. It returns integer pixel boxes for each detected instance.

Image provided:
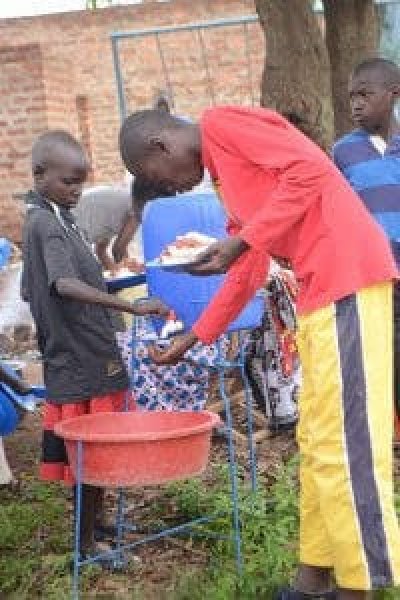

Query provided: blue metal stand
[72,441,82,600]
[70,323,257,599]
[216,350,243,571]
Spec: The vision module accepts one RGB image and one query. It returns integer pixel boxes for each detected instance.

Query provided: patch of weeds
[163,458,299,599]
[165,459,400,600]
[376,591,400,600]
[0,481,67,592]
[0,480,96,598]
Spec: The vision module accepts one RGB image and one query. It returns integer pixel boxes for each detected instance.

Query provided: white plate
[145,257,200,270]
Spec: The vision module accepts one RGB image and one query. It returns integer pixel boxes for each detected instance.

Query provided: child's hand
[132,298,170,317]
[148,331,198,365]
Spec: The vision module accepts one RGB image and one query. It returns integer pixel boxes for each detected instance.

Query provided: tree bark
[255,0,334,150]
[323,0,379,137]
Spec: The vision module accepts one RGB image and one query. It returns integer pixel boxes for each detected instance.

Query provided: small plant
[165,457,400,600]
[0,480,96,598]
[164,458,299,599]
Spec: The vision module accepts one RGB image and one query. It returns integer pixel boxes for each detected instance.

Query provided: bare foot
[294,564,333,594]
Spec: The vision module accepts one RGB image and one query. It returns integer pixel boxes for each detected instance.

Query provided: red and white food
[159,232,217,265]
[104,257,144,279]
[160,311,184,339]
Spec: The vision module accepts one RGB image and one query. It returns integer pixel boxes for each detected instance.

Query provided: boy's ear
[148,135,169,154]
[388,82,400,100]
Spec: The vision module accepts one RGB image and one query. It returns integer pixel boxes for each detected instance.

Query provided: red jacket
[192,106,397,344]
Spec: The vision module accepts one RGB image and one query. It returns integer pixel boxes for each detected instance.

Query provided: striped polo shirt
[333,129,400,265]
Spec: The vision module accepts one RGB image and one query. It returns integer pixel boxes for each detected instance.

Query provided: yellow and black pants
[296,282,400,590]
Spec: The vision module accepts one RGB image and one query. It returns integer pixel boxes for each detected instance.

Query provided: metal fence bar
[111,15,259,41]
[111,37,127,120]
[196,29,216,106]
[110,14,260,122]
[154,33,176,110]
[243,22,256,106]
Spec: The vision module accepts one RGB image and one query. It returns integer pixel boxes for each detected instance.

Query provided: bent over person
[119,106,400,600]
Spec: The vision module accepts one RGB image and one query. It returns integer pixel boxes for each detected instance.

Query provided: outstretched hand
[148,331,198,365]
[186,237,249,276]
[132,298,170,318]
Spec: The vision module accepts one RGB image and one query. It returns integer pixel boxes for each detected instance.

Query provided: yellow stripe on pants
[296,282,400,590]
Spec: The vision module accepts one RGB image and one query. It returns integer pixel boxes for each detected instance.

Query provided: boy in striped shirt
[333,58,400,437]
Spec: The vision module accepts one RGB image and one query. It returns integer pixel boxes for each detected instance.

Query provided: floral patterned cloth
[117,270,300,426]
[117,319,230,411]
[245,273,300,427]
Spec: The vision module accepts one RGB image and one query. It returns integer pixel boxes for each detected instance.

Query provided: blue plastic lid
[0,238,11,270]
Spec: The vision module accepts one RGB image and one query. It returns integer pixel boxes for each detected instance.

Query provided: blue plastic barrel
[142,193,263,333]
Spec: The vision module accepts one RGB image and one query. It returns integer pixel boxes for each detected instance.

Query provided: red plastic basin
[54,410,221,487]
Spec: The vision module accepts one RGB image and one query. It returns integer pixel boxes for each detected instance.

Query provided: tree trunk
[323,0,379,138]
[255,0,334,150]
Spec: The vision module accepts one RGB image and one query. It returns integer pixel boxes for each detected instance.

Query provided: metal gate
[110,15,261,121]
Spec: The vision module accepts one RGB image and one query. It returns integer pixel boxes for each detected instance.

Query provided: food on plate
[123,257,144,273]
[159,232,217,265]
[160,311,184,339]
[104,257,144,279]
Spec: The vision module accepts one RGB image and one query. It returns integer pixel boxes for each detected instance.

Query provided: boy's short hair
[32,130,84,174]
[119,109,183,171]
[131,177,174,221]
[352,57,400,86]
[153,92,171,113]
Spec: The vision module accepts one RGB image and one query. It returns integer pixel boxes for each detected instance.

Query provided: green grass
[0,478,106,598]
[0,460,399,599]
[163,458,299,599]
[0,479,72,598]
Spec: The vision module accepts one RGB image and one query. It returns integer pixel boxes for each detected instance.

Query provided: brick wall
[43,50,78,135]
[0,44,47,242]
[0,0,264,242]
